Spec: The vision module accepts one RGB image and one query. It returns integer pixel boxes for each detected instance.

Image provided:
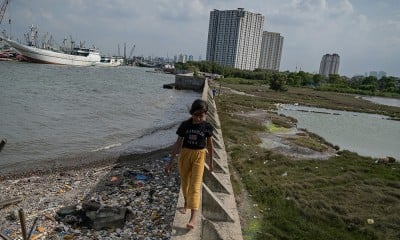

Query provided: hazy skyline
[2,0,399,77]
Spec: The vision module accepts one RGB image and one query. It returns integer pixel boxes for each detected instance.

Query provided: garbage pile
[0,156,180,239]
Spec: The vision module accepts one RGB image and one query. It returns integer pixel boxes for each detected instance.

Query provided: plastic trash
[135,174,148,181]
[136,181,144,188]
[162,155,171,162]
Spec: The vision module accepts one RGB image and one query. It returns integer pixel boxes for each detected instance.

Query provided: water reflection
[278,105,400,160]
[362,96,400,107]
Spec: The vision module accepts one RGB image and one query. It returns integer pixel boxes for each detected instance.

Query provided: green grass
[214,80,400,240]
[222,77,269,85]
[216,79,400,119]
[290,136,328,152]
[267,123,291,133]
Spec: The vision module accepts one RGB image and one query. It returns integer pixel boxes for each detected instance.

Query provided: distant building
[258,31,284,71]
[206,8,264,70]
[319,53,340,77]
[369,71,387,79]
[175,54,187,63]
[188,55,194,62]
[369,71,378,78]
[378,71,387,79]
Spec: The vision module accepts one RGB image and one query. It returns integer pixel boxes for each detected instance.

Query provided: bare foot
[178,207,187,214]
[186,223,194,229]
[178,202,187,214]
[187,209,197,229]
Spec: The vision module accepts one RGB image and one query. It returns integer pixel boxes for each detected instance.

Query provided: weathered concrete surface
[175,74,206,91]
[171,80,243,240]
[171,189,203,239]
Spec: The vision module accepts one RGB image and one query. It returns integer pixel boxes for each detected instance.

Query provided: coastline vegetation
[218,77,400,119]
[176,61,400,98]
[211,79,400,240]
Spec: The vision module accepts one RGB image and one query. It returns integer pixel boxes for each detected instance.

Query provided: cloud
[156,0,208,21]
[3,0,400,76]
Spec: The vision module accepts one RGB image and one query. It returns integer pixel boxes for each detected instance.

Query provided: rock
[57,205,78,217]
[89,206,127,230]
[6,210,19,221]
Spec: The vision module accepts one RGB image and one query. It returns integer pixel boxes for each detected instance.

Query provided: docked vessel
[95,56,124,67]
[136,60,159,68]
[0,26,101,66]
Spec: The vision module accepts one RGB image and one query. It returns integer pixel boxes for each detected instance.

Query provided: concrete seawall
[175,74,206,91]
[171,79,243,240]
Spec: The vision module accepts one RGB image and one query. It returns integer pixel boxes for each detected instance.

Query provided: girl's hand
[165,160,174,175]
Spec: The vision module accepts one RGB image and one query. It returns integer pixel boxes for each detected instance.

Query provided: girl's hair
[189,99,208,115]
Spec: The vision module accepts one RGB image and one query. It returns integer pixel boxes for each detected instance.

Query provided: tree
[328,74,341,84]
[362,76,378,87]
[379,76,397,92]
[312,74,324,86]
[270,73,288,91]
[362,76,378,92]
[350,75,364,89]
[188,65,200,77]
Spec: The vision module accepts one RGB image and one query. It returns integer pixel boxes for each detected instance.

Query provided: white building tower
[259,31,284,71]
[206,8,265,70]
[319,53,340,77]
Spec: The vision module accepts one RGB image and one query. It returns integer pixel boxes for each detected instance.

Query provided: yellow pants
[178,148,206,210]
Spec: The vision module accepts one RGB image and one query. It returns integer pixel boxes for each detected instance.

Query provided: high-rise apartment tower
[319,53,340,77]
[259,31,284,71]
[206,8,264,70]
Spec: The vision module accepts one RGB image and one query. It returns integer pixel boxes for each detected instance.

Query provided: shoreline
[0,146,180,239]
[0,147,172,181]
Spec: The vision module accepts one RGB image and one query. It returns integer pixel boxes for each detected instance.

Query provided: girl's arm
[207,137,214,172]
[165,136,183,174]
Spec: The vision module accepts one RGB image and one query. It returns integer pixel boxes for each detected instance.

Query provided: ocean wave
[89,121,181,154]
[0,62,199,165]
[91,143,122,152]
[135,121,181,139]
[114,121,183,155]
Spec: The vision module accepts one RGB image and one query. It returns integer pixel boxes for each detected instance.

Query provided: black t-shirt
[176,119,213,149]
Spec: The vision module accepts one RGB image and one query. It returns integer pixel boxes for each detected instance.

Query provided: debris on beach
[0,156,180,239]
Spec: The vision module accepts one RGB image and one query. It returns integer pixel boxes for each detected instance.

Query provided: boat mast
[26,25,38,46]
[0,0,10,25]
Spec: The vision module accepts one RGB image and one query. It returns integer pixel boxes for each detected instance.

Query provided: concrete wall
[171,80,243,240]
[175,74,206,91]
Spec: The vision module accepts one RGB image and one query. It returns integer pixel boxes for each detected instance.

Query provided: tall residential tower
[259,31,284,71]
[319,53,340,77]
[206,8,264,70]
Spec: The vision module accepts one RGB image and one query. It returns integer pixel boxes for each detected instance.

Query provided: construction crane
[128,44,135,59]
[0,0,10,25]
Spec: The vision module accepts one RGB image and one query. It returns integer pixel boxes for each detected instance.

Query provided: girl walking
[165,99,214,229]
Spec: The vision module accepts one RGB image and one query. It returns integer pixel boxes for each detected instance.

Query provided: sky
[1,0,400,77]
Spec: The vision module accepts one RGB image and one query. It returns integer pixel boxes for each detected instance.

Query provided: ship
[136,60,159,68]
[94,55,124,67]
[0,26,101,66]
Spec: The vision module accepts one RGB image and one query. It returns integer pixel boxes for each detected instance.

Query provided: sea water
[0,61,199,167]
